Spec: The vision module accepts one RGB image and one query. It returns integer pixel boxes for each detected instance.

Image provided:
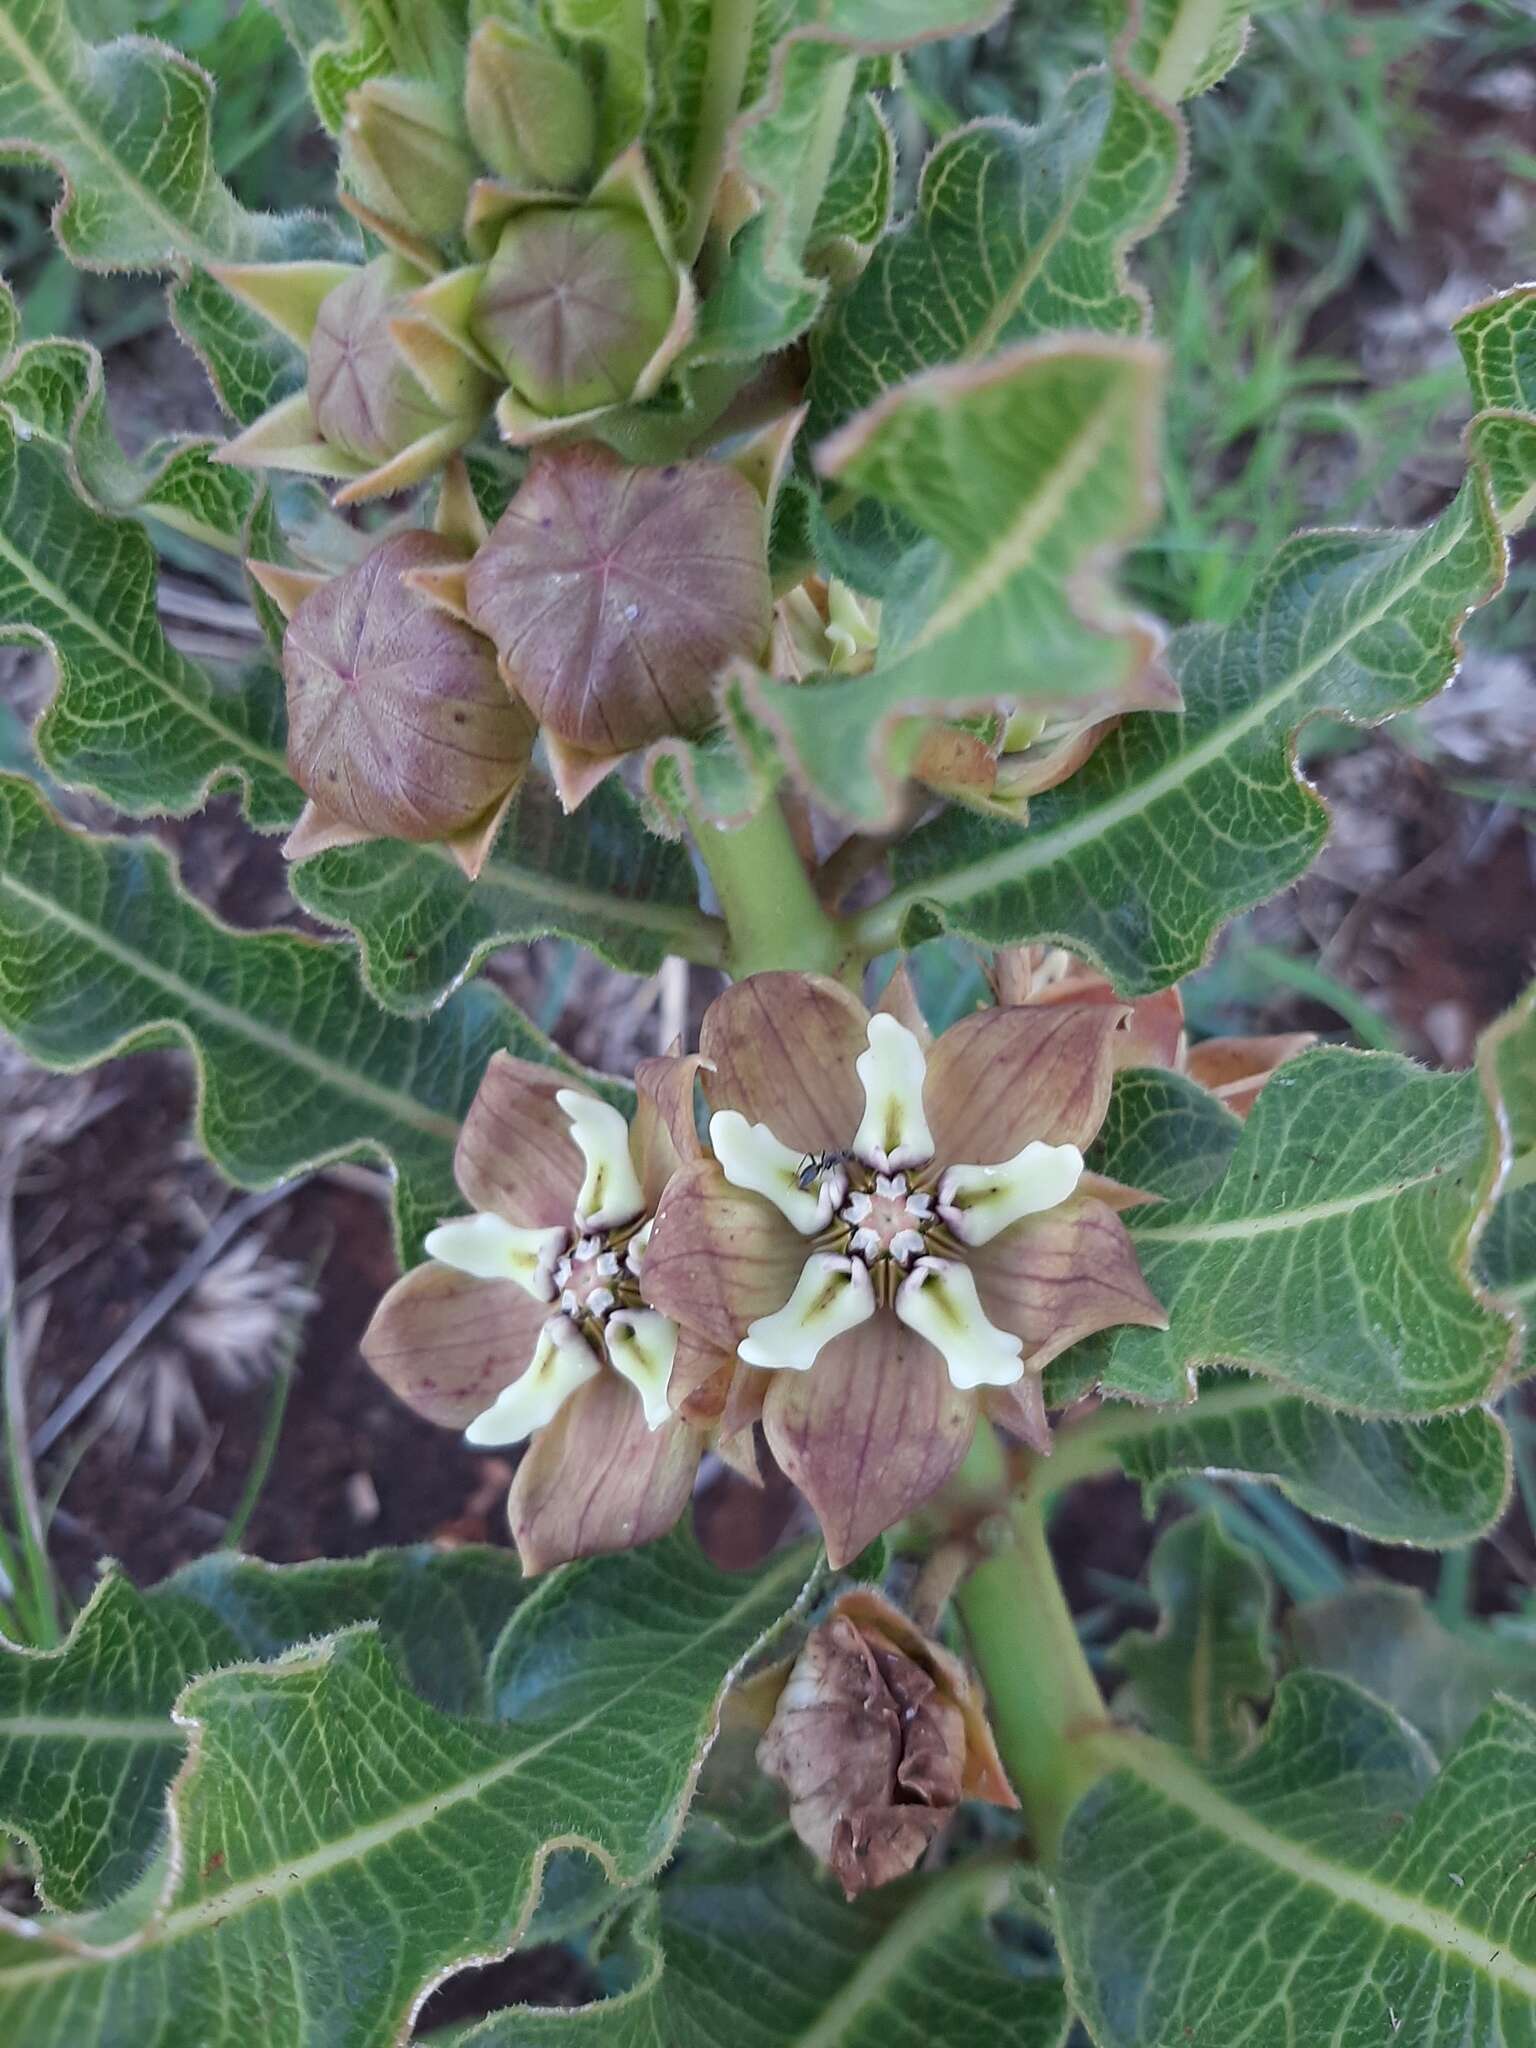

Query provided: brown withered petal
[630,1048,706,1211]
[922,1003,1127,1166]
[509,1372,700,1574]
[644,1158,807,1357]
[453,1050,586,1230]
[465,444,772,756]
[1185,1032,1315,1116]
[698,972,869,1155]
[361,1263,549,1428]
[283,531,535,845]
[754,1588,1013,1898]
[471,207,678,415]
[992,947,1186,1073]
[762,1314,975,1571]
[967,1196,1168,1375]
[309,259,462,464]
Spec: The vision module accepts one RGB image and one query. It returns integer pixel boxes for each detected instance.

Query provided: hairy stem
[691,796,852,980]
[953,1427,1110,1860]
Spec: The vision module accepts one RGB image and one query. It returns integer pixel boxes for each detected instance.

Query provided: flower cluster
[363,970,1177,1574]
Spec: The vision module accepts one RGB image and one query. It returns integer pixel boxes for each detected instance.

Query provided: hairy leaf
[1112,0,1251,100]
[1455,284,1536,532]
[447,1844,1068,2047]
[1058,1047,1514,1415]
[291,777,719,1013]
[1113,1514,1274,1766]
[1056,1676,1536,2046]
[856,477,1513,983]
[806,68,1180,454]
[0,1534,815,2048]
[0,775,597,1261]
[0,413,296,826]
[1086,1065,1242,1205]
[1478,981,1536,1329]
[745,338,1165,825]
[0,1549,528,1912]
[1289,1583,1536,1758]
[1055,1373,1513,1548]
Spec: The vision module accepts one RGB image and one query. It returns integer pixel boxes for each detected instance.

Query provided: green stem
[691,795,852,980]
[783,54,857,257]
[679,1,757,266]
[953,1431,1110,1861]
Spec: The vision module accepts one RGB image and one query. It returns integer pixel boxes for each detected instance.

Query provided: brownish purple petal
[360,1262,548,1427]
[644,1159,805,1352]
[454,1050,585,1228]
[508,1371,700,1573]
[968,1196,1167,1375]
[699,973,869,1154]
[631,1047,706,1211]
[762,1312,976,1569]
[1186,1032,1315,1116]
[924,1003,1126,1166]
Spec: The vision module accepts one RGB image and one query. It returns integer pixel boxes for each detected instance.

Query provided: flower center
[553,1221,647,1339]
[836,1171,938,1300]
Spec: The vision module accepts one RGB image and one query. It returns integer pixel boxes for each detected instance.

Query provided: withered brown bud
[756,1589,1015,1898]
[283,531,535,851]
[465,443,772,759]
[309,255,490,468]
[469,206,678,417]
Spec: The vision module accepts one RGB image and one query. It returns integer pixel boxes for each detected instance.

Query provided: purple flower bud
[283,531,535,847]
[309,256,490,468]
[465,444,772,757]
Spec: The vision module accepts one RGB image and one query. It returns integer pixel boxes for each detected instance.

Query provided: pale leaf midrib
[0,1715,182,1744]
[1,1548,808,1987]
[1130,1165,1449,1246]
[873,502,1472,928]
[0,14,227,266]
[454,844,711,947]
[0,865,464,1149]
[0,520,290,783]
[1101,1731,1536,2000]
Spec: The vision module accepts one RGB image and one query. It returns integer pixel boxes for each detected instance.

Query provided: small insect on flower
[795,1149,853,1192]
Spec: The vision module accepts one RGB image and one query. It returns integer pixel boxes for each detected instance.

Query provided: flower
[361,1048,735,1573]
[756,1587,1016,1897]
[276,529,537,878]
[644,974,1167,1566]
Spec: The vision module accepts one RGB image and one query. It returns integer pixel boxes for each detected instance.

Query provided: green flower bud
[283,531,535,856]
[342,77,476,244]
[469,204,678,417]
[308,255,491,470]
[463,21,596,190]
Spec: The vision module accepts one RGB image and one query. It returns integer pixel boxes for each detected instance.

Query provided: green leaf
[0,412,297,827]
[812,90,893,253]
[806,67,1180,460]
[0,1548,529,1912]
[1086,1065,1242,1205]
[1289,1583,1536,1760]
[446,1844,1069,2048]
[1112,1514,1274,1766]
[0,1533,815,2048]
[0,315,261,553]
[1056,1676,1536,2046]
[290,778,720,1015]
[1478,981,1536,1325]
[0,0,344,269]
[1061,1047,1515,1415]
[690,2,1006,365]
[1113,0,1251,101]
[854,476,1514,982]
[1055,1373,1513,1548]
[168,267,308,428]
[0,774,596,1262]
[1455,284,1536,532]
[742,337,1164,826]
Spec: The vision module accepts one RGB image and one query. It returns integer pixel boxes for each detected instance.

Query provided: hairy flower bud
[469,204,678,417]
[308,256,491,471]
[282,531,535,863]
[465,444,772,802]
[464,20,595,190]
[342,78,476,244]
[757,1590,1015,1897]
